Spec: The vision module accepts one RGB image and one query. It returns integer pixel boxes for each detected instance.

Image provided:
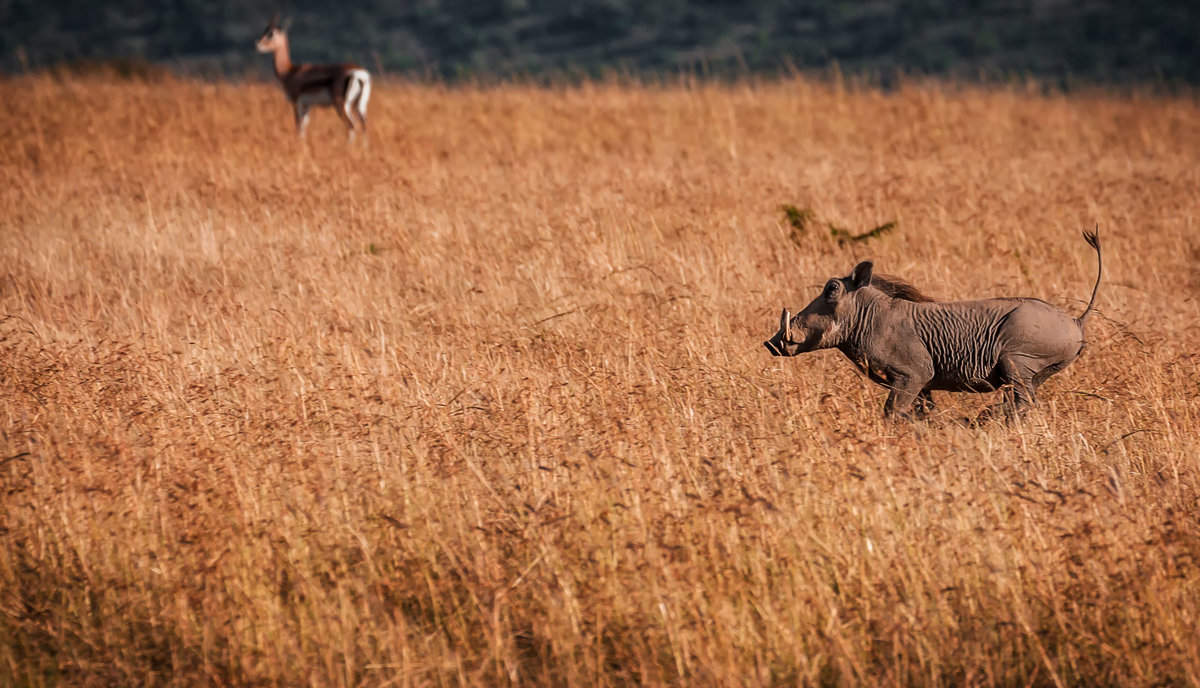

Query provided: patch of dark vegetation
[50,57,172,82]
[3,2,1199,86]
[780,204,816,249]
[781,204,897,248]
[829,219,897,246]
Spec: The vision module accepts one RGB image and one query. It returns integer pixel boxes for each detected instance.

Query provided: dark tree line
[3,0,1198,85]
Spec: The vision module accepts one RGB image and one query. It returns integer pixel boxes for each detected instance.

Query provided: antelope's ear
[280,16,293,31]
[849,261,873,290]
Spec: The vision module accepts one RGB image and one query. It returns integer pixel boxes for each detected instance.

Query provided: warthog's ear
[850,261,874,290]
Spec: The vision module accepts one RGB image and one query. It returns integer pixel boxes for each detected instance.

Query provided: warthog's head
[764,261,875,357]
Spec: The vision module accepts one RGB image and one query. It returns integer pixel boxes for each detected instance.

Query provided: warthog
[764,230,1102,420]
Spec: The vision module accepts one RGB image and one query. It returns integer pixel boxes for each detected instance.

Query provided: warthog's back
[909,298,1083,392]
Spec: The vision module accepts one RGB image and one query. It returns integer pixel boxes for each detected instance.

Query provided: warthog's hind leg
[972,356,1040,425]
[974,381,1037,425]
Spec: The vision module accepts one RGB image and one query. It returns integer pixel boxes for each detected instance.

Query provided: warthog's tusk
[781,308,791,343]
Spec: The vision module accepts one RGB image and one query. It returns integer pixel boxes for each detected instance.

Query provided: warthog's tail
[1077,226,1102,326]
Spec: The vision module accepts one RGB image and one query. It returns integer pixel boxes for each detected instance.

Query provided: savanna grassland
[2,73,1199,687]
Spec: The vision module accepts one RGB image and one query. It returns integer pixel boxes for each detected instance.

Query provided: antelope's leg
[355,102,368,132]
[351,73,370,134]
[294,102,310,138]
[333,94,357,141]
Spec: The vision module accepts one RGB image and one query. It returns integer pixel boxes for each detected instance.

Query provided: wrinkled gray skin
[764,230,1102,420]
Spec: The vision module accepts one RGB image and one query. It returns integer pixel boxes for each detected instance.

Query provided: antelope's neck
[271,40,293,80]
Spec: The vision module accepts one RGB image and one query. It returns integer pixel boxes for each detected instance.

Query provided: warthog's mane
[871,274,937,302]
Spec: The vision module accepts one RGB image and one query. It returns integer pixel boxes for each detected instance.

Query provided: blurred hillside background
[3,0,1199,84]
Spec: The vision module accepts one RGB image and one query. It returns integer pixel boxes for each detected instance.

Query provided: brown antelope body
[256,16,370,142]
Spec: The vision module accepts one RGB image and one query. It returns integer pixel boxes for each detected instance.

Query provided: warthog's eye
[824,280,841,300]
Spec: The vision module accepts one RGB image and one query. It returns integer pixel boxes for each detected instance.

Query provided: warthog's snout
[764,308,799,357]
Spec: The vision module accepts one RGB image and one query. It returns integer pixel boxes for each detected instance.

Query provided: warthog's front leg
[913,390,936,420]
[882,374,931,420]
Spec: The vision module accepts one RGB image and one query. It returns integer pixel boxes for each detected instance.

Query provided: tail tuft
[1077,224,1102,326]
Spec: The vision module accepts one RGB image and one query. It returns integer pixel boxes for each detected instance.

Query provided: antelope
[255,14,370,143]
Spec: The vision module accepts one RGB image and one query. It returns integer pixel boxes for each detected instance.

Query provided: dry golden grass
[2,74,1199,686]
